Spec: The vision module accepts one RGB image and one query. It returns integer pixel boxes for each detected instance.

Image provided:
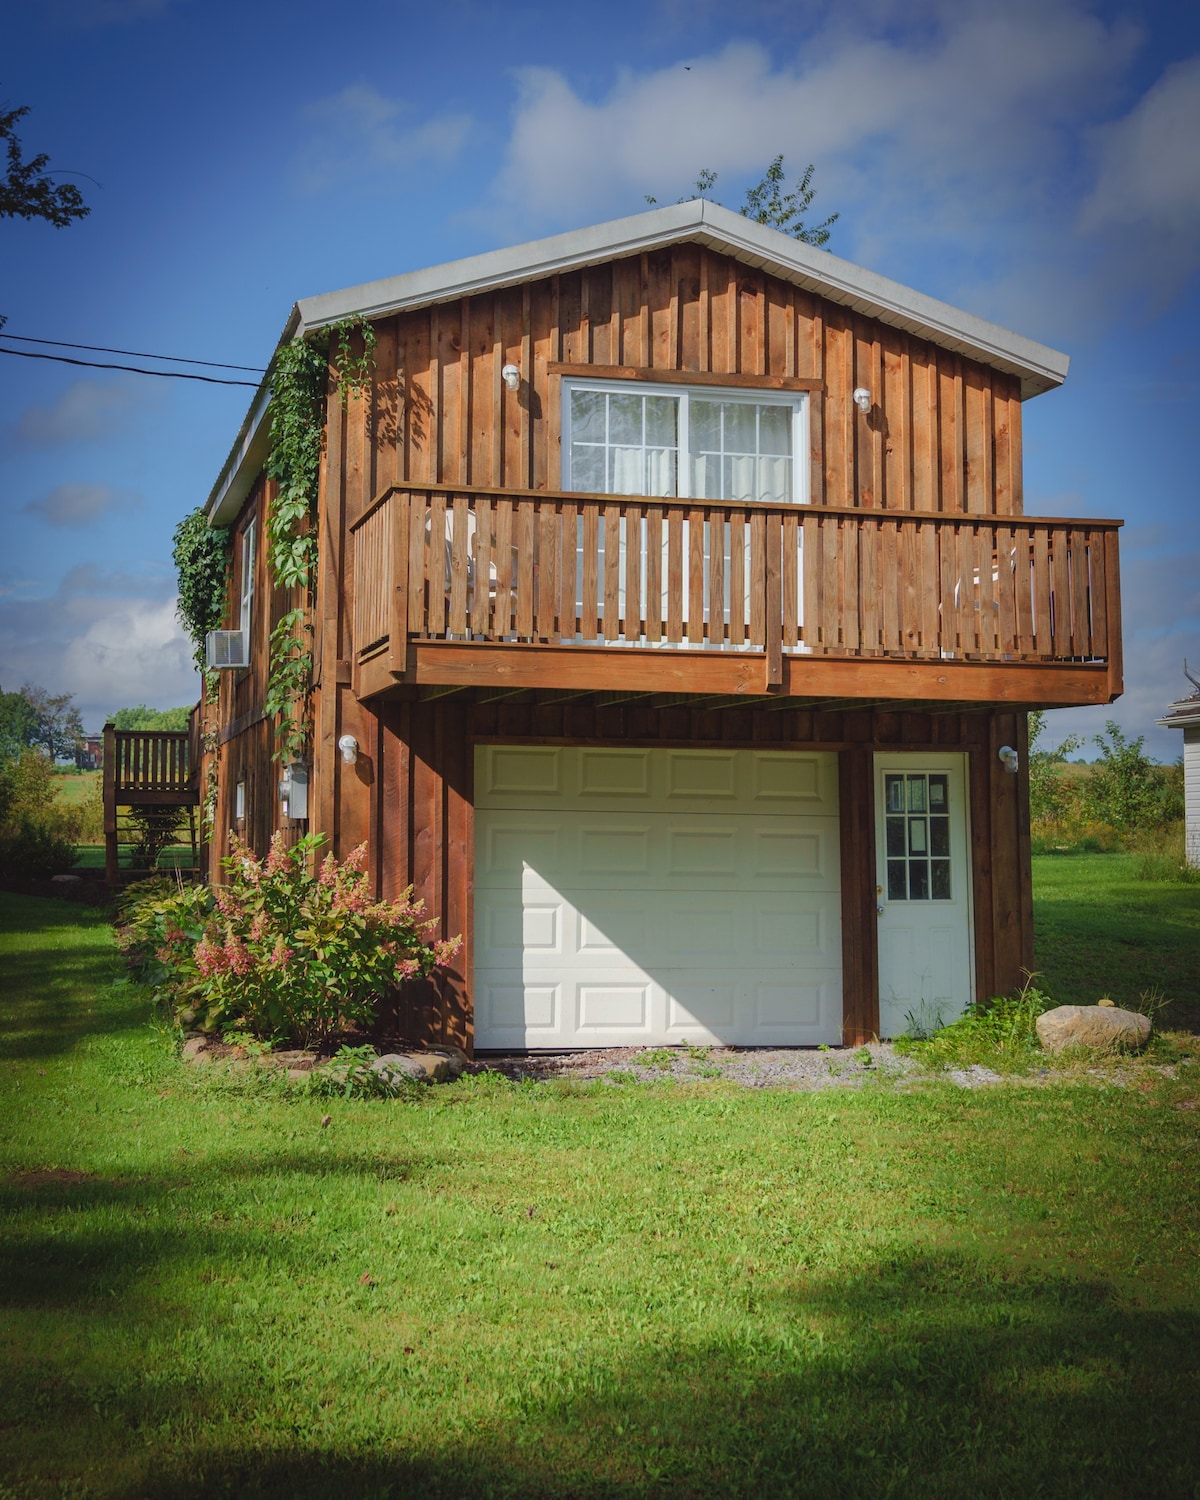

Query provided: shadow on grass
[5,1242,1195,1498]
[0,946,145,1061]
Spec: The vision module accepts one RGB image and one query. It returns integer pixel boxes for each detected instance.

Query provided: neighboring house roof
[206,199,1071,528]
[1159,693,1200,730]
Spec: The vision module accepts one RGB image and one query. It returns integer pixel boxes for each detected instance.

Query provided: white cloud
[14,379,149,446]
[491,11,1135,226]
[22,482,140,527]
[0,567,197,730]
[292,84,472,194]
[1080,55,1200,304]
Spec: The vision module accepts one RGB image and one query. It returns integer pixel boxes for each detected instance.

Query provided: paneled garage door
[474,746,842,1049]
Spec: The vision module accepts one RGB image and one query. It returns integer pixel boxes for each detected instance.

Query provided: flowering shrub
[119,833,460,1046]
[114,876,214,989]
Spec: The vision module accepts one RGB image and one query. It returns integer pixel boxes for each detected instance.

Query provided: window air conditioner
[205,630,249,669]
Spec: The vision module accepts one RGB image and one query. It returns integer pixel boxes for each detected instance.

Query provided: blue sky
[2,0,1197,757]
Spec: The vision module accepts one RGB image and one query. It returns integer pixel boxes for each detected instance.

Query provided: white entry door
[474,746,843,1049]
[874,754,974,1039]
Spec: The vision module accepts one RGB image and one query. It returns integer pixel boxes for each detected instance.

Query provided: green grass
[51,770,100,807]
[1033,852,1200,1028]
[2,893,1199,1498]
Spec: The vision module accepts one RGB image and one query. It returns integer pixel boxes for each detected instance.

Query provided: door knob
[876,904,884,916]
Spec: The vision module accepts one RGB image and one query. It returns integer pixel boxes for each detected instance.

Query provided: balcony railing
[104,727,195,798]
[351,483,1121,693]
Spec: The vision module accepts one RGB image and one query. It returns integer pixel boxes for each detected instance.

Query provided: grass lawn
[2,891,1199,1498]
[1033,852,1200,1026]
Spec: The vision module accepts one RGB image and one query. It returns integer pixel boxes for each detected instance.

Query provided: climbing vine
[263,317,376,765]
[172,508,231,670]
[172,508,232,838]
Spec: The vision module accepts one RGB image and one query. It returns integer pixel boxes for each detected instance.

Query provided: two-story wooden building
[201,200,1122,1052]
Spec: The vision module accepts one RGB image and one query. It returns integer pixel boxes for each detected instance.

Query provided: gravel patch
[472,1042,924,1091]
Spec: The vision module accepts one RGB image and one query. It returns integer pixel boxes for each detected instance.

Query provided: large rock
[1036,1004,1152,1053]
[372,1045,468,1085]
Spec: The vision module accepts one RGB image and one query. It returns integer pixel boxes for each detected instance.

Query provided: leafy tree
[1083,721,1181,837]
[0,99,89,228]
[646,156,838,246]
[0,747,81,878]
[0,686,39,762]
[18,682,84,761]
[110,705,191,732]
[1027,709,1082,826]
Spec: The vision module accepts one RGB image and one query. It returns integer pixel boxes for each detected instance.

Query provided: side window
[239,520,256,640]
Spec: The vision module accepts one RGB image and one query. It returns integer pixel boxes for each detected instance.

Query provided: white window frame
[560,378,810,504]
[239,519,256,641]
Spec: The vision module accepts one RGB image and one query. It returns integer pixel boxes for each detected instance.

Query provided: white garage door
[474,746,842,1049]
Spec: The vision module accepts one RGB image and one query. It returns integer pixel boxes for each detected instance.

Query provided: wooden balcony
[350,483,1122,708]
[102,724,199,884]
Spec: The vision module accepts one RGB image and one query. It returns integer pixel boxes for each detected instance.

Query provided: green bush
[114,876,215,989]
[132,832,460,1046]
[0,749,82,879]
[895,980,1057,1069]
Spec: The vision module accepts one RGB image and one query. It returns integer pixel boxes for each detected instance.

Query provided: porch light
[338,734,359,765]
[853,387,872,414]
[501,363,521,392]
[998,745,1019,774]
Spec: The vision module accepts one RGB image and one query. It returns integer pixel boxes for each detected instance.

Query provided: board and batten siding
[1187,725,1200,869]
[360,697,1031,1054]
[320,245,1026,667]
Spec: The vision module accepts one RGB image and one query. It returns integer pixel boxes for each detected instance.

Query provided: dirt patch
[6,1167,105,1188]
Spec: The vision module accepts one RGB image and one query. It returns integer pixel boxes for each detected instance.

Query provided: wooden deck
[102,724,200,884]
[349,483,1122,707]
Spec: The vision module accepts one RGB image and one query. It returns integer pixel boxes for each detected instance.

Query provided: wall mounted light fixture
[501,363,521,392]
[853,387,872,414]
[998,745,1019,774]
[338,734,359,765]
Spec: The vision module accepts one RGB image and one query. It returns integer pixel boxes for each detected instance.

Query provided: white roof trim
[207,201,1069,526]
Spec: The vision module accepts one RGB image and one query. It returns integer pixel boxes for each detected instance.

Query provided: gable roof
[207,200,1070,526]
[1159,693,1200,730]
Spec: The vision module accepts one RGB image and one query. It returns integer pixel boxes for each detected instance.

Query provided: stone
[181,1036,210,1062]
[51,874,81,884]
[372,1052,444,1083]
[1097,997,1115,1008]
[371,1045,468,1084]
[1036,1004,1152,1053]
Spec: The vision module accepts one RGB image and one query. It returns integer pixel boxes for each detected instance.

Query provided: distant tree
[1083,721,1181,837]
[1027,710,1082,826]
[0,686,39,762]
[0,99,89,228]
[110,705,191,732]
[646,156,838,246]
[19,682,84,762]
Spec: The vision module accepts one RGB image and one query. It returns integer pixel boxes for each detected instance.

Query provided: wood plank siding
[359,695,1033,1052]
[200,238,1112,1054]
[315,245,1118,706]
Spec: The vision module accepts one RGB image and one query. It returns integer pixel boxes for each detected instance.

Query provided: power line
[0,346,261,387]
[0,331,265,373]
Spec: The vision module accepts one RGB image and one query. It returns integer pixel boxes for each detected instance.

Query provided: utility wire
[0,346,261,387]
[0,331,265,373]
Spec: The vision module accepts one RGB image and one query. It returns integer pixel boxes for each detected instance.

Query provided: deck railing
[352,483,1121,686]
[105,728,193,796]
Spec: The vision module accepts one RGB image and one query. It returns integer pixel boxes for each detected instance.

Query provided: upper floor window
[562,380,808,504]
[239,519,256,640]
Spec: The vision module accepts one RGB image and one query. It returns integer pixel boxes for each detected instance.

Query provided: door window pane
[883,771,954,904]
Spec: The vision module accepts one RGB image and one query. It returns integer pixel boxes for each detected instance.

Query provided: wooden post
[388,489,410,676]
[102,721,118,886]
